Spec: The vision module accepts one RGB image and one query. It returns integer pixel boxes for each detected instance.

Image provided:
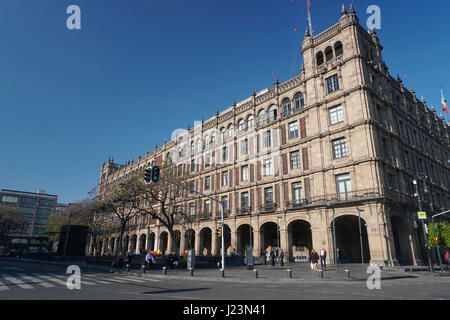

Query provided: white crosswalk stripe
[18,274,55,288]
[34,274,68,286]
[51,274,96,286]
[0,274,33,289]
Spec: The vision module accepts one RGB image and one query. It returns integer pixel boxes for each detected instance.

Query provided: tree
[96,174,143,260]
[428,221,450,249]
[0,205,25,250]
[133,159,192,255]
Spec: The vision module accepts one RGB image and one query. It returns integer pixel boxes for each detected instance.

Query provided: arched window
[228,124,234,138]
[325,46,333,62]
[258,109,266,126]
[190,142,195,155]
[334,41,343,57]
[211,132,216,144]
[282,98,291,117]
[268,105,277,122]
[238,119,245,132]
[247,115,254,131]
[316,51,324,66]
[294,92,305,112]
[204,135,209,147]
[166,152,172,162]
[220,127,226,142]
[196,139,201,153]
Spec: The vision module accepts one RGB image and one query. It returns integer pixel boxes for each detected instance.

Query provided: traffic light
[434,237,439,245]
[144,167,152,184]
[217,228,222,237]
[151,166,160,183]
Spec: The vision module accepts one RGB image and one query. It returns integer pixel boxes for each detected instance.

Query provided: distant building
[0,189,58,237]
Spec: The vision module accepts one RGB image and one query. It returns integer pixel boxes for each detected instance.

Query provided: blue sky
[0,0,449,204]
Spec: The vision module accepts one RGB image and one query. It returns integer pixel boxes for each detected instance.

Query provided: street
[0,258,449,300]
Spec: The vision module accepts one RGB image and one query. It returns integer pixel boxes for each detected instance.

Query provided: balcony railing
[258,203,278,214]
[286,200,308,210]
[199,211,212,221]
[236,207,252,216]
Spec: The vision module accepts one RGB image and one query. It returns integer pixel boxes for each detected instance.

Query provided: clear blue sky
[0,0,449,204]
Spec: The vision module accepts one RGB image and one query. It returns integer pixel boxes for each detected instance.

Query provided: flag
[441,87,449,113]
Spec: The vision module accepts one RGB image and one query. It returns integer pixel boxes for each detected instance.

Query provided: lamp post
[277,216,282,251]
[413,179,433,272]
[357,207,365,272]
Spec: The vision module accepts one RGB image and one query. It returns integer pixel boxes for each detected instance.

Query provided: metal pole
[414,180,433,272]
[357,208,364,272]
[63,212,71,258]
[332,205,338,273]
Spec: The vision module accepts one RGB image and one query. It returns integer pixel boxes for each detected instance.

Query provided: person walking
[337,248,342,264]
[279,248,284,267]
[145,250,156,270]
[320,248,327,270]
[261,250,267,265]
[445,248,449,265]
[270,248,275,267]
[309,249,319,272]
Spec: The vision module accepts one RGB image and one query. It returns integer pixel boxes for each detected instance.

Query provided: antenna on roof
[306,0,313,37]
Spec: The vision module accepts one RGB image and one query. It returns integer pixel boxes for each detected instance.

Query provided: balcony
[236,207,252,216]
[199,211,212,221]
[258,203,277,214]
[286,200,308,210]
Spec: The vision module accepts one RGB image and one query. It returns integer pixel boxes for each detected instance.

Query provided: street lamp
[357,207,365,272]
[413,179,433,272]
[276,216,282,251]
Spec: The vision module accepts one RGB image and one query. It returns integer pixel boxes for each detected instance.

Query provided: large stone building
[93,5,450,266]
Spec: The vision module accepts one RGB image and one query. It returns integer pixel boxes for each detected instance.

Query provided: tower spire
[306,0,313,37]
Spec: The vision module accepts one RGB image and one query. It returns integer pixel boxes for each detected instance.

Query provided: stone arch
[316,51,324,66]
[199,227,212,256]
[287,219,312,260]
[184,229,195,250]
[390,214,413,265]
[159,231,168,254]
[236,223,254,256]
[334,41,343,57]
[325,46,334,61]
[110,237,115,255]
[139,234,147,254]
[330,214,371,263]
[148,232,155,251]
[260,221,280,252]
[130,234,137,253]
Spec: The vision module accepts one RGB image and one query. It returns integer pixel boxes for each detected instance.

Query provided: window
[205,153,211,167]
[329,105,344,125]
[222,147,228,162]
[325,46,333,61]
[221,196,228,210]
[263,159,272,176]
[204,200,210,213]
[189,203,195,216]
[178,146,184,157]
[258,110,266,126]
[326,75,340,93]
[228,125,234,138]
[241,139,248,155]
[336,173,352,200]
[404,151,410,170]
[268,105,277,122]
[20,207,35,214]
[263,131,271,148]
[189,181,195,193]
[177,164,183,176]
[238,119,245,132]
[190,142,195,155]
[332,138,348,159]
[191,159,196,172]
[33,227,46,235]
[35,218,47,225]
[264,187,273,204]
[220,128,226,142]
[197,139,202,153]
[241,165,249,181]
[316,52,324,66]
[241,192,249,209]
[294,92,304,112]
[247,116,254,131]
[204,135,209,148]
[2,196,18,203]
[222,171,228,186]
[334,41,343,57]
[288,121,299,139]
[290,151,300,169]
[20,197,35,205]
[39,199,55,207]
[211,132,216,144]
[282,98,291,117]
[292,182,302,204]
[37,208,52,215]
[205,176,211,190]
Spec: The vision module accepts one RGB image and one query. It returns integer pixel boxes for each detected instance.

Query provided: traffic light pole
[431,209,450,272]
[159,177,226,272]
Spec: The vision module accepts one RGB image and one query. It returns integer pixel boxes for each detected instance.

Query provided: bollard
[163,267,167,275]
[126,264,130,273]
[287,269,292,279]
[220,269,225,278]
[319,270,323,279]
[141,265,146,274]
[189,268,194,277]
[345,269,351,278]
[254,269,258,279]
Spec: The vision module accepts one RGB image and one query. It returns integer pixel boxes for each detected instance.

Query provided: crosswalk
[0,273,161,291]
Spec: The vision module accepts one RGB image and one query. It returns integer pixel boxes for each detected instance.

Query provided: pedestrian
[320,248,327,270]
[173,254,179,269]
[337,248,342,264]
[145,250,155,270]
[261,250,267,265]
[279,248,284,267]
[270,248,275,267]
[445,249,449,265]
[309,249,319,272]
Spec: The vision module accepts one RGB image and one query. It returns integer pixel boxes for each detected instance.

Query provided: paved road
[0,258,449,300]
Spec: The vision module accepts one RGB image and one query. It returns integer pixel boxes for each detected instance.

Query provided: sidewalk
[116,262,427,284]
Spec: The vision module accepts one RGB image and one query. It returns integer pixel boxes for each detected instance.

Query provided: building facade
[94,5,450,266]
